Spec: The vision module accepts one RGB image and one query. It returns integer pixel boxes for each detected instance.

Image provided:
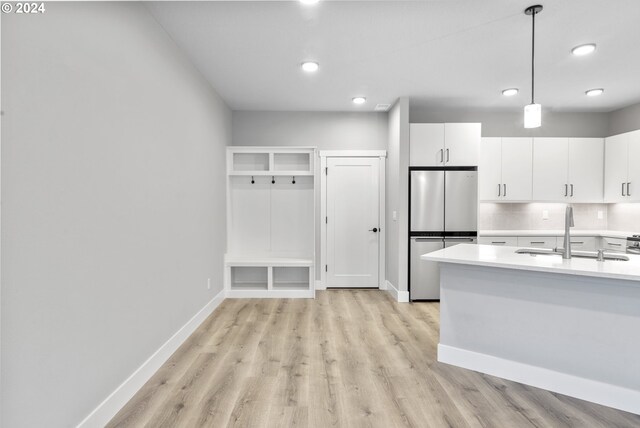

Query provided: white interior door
[326,157,380,288]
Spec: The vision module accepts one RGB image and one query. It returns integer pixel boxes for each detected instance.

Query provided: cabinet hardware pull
[570,184,574,197]
[609,243,622,246]
[492,241,506,244]
[565,184,568,197]
[571,241,584,244]
[622,182,626,196]
[628,182,631,197]
[446,148,450,163]
[439,149,444,163]
[498,184,501,197]
[503,184,507,197]
[530,241,545,244]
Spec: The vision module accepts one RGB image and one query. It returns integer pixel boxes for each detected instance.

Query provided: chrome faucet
[562,205,575,259]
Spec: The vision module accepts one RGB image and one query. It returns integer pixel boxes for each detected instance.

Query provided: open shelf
[232,152,269,172]
[273,153,311,173]
[230,266,268,290]
[272,266,310,290]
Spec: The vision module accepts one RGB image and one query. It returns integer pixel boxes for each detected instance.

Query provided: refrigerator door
[410,170,445,233]
[444,170,478,232]
[410,237,444,300]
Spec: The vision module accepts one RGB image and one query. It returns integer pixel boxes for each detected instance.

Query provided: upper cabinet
[605,130,640,202]
[410,123,480,166]
[532,138,604,203]
[479,137,533,202]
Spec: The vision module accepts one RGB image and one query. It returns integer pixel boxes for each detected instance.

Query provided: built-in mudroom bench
[225,146,317,298]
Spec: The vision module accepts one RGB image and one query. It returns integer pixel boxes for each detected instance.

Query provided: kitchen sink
[515,248,629,261]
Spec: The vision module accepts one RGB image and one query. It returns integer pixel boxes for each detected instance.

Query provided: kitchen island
[422,244,640,415]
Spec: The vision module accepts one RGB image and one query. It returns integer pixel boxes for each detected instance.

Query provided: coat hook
[251,176,255,184]
[272,176,275,184]
[292,176,296,184]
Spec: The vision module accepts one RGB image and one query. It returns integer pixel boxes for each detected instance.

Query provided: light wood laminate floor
[108,290,640,427]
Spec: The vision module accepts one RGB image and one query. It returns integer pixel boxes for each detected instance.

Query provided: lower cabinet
[600,237,627,252]
[478,236,518,246]
[517,236,557,249]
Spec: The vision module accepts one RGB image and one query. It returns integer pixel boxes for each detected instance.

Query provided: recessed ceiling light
[300,0,319,5]
[571,44,596,56]
[301,62,319,72]
[352,97,366,105]
[502,88,519,96]
[585,88,604,97]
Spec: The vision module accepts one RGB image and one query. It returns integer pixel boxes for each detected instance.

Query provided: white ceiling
[148,0,640,113]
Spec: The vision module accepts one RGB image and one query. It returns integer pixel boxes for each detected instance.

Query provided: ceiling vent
[374,103,391,112]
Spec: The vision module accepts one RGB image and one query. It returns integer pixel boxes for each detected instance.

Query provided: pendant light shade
[524,103,542,128]
[524,5,543,129]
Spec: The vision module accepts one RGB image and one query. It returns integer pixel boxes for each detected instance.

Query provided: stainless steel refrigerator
[409,167,478,300]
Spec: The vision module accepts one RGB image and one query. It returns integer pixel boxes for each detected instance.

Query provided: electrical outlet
[207,278,211,290]
[392,210,397,221]
[542,210,549,220]
[597,210,604,220]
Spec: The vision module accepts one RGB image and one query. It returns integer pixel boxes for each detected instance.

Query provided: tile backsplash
[479,203,608,230]
[607,203,640,231]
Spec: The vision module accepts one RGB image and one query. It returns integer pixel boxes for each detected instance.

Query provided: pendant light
[524,5,543,128]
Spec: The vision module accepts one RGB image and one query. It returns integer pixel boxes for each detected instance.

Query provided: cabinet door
[479,138,502,201]
[568,138,604,203]
[532,138,569,201]
[517,236,557,249]
[478,236,518,246]
[410,123,445,166]
[604,133,629,203]
[444,123,480,166]
[501,138,533,201]
[627,130,640,202]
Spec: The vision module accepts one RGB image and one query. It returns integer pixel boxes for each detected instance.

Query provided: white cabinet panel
[604,133,629,203]
[627,130,640,202]
[501,138,533,201]
[568,138,604,203]
[410,123,445,166]
[532,138,569,201]
[479,138,502,201]
[601,237,627,252]
[444,123,480,166]
[517,236,557,249]
[478,236,518,246]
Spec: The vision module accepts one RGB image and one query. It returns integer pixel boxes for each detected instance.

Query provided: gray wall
[609,102,640,136]
[385,98,410,292]
[232,111,388,149]
[232,110,389,281]
[1,3,231,427]
[410,108,610,138]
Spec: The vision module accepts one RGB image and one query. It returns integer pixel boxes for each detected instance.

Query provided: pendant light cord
[531,9,536,104]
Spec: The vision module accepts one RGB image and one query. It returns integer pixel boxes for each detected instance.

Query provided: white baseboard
[385,280,409,303]
[76,289,226,428]
[438,344,640,416]
[315,280,326,290]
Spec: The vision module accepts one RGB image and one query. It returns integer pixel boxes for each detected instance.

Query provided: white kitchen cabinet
[478,236,518,246]
[444,123,481,166]
[410,124,445,166]
[410,123,480,166]
[568,138,604,202]
[605,130,640,202]
[517,236,557,249]
[532,138,604,202]
[532,138,569,201]
[567,236,597,251]
[481,137,533,202]
[600,237,627,252]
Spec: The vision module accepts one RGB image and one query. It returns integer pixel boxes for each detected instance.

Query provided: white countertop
[480,229,636,239]
[421,244,640,282]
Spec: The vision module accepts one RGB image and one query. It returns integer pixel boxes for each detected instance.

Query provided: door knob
[369,227,378,233]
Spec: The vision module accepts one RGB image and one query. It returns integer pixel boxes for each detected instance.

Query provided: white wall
[232,111,388,149]
[1,3,231,427]
[410,108,610,138]
[385,98,410,293]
